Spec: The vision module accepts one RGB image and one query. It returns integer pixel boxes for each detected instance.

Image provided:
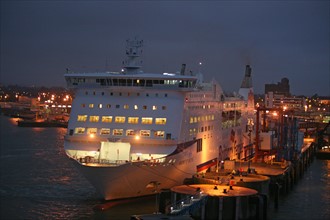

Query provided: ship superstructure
[64,38,255,200]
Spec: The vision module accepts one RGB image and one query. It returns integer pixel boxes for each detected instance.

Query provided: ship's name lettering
[178,157,193,165]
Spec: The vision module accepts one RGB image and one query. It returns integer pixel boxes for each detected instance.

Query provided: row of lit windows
[85,90,169,98]
[188,105,215,110]
[223,102,243,108]
[77,115,167,125]
[189,94,212,98]
[74,127,165,137]
[81,103,166,111]
[222,119,241,129]
[189,125,214,135]
[189,115,215,123]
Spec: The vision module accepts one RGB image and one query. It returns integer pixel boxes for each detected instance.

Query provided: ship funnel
[239,65,254,101]
[240,65,253,88]
[245,65,252,77]
[180,64,186,75]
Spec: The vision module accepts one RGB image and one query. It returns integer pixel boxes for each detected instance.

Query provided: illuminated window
[89,116,99,122]
[126,129,135,136]
[124,104,129,109]
[152,105,157,110]
[128,117,139,124]
[115,116,126,123]
[141,117,153,124]
[106,104,111,108]
[98,104,102,108]
[87,128,97,134]
[100,128,110,135]
[89,104,94,108]
[74,127,85,134]
[113,129,123,136]
[190,117,193,123]
[154,130,164,137]
[134,105,138,110]
[155,118,166,125]
[102,116,112,123]
[77,115,87,122]
[140,130,150,137]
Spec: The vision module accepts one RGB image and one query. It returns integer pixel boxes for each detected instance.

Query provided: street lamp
[247,118,254,173]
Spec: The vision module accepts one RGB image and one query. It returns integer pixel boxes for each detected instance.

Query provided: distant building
[265,92,306,111]
[265,77,290,96]
[264,77,306,111]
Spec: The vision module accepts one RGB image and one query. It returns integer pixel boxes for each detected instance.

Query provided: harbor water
[0,115,329,219]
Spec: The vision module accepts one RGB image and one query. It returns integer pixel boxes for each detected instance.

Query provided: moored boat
[63,38,255,200]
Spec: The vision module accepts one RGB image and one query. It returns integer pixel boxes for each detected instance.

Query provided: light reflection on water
[0,115,156,219]
[268,159,330,220]
[1,115,330,219]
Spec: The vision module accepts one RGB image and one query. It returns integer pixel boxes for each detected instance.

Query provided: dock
[132,142,317,220]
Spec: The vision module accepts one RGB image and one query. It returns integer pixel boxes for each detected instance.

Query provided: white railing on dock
[77,157,127,166]
[169,192,207,216]
[75,156,167,167]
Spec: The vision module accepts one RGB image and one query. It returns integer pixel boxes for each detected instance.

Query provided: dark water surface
[0,115,329,219]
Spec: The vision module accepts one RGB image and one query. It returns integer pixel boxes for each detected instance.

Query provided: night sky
[1,1,329,96]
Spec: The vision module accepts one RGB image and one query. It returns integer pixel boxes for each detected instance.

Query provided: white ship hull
[72,153,196,200]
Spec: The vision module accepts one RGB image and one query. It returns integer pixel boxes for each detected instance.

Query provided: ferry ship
[64,38,255,200]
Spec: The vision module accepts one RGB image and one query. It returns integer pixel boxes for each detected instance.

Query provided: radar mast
[122,37,143,74]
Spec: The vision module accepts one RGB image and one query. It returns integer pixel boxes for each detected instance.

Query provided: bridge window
[113,129,123,136]
[115,116,126,123]
[126,129,136,136]
[155,118,166,125]
[100,128,110,135]
[128,117,139,124]
[102,116,112,123]
[154,131,164,138]
[141,117,153,124]
[89,116,99,122]
[74,127,85,134]
[140,130,150,137]
[77,115,87,122]
[87,128,97,134]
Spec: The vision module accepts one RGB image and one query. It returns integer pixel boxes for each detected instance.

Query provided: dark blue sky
[1,1,329,96]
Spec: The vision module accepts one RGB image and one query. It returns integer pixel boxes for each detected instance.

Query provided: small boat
[17,119,68,128]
